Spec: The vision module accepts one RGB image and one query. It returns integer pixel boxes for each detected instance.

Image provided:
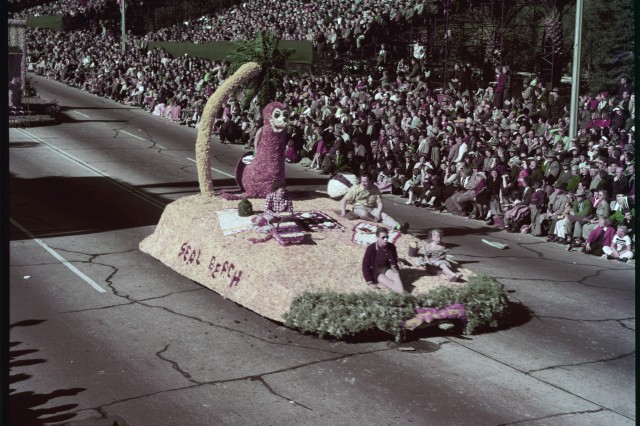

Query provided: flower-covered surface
[352,222,401,246]
[221,101,288,200]
[195,62,261,196]
[139,192,479,324]
[402,303,467,330]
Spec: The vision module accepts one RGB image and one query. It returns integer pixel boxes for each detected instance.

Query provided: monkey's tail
[195,62,261,197]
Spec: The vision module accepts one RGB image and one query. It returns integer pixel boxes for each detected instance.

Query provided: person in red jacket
[582,218,616,256]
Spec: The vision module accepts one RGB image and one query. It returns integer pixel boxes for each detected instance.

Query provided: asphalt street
[8,76,635,426]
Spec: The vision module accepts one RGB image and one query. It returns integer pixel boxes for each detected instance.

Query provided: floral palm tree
[195,32,293,196]
[226,31,294,110]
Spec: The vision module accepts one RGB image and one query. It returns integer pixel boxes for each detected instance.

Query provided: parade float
[139,35,510,341]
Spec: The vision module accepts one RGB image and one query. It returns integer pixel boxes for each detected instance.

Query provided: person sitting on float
[339,173,409,234]
[416,229,463,282]
[263,181,293,223]
[362,228,405,293]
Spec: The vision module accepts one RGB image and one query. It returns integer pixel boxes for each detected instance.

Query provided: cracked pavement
[10,224,635,424]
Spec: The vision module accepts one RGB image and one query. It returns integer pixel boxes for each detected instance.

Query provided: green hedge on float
[283,275,511,341]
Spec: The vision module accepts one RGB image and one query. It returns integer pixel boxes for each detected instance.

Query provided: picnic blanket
[216,209,256,236]
[249,215,306,245]
[351,222,401,246]
[271,220,306,245]
[292,211,345,232]
[219,209,344,239]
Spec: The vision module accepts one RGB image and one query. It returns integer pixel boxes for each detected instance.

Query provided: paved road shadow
[9,320,85,426]
[9,173,165,240]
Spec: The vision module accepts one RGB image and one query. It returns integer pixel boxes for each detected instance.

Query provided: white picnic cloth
[216,209,255,236]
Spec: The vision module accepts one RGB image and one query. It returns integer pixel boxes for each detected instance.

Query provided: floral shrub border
[283,275,511,342]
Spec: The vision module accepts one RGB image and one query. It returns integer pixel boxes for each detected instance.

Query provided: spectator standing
[493,66,506,109]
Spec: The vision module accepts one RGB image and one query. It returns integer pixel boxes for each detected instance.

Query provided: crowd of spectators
[10,0,112,19]
[26,28,226,128]
[146,0,428,55]
[12,0,430,55]
[20,0,636,261]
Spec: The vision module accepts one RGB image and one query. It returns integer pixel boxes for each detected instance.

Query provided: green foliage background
[226,32,295,110]
[25,15,63,30]
[563,0,635,93]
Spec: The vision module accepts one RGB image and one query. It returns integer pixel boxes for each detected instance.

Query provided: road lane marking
[15,128,165,210]
[72,111,91,118]
[119,130,166,149]
[186,157,234,178]
[10,218,107,293]
[120,130,147,141]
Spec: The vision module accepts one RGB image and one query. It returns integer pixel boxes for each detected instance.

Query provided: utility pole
[568,0,583,139]
[121,0,126,53]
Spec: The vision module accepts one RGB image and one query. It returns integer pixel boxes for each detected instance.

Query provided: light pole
[568,0,583,139]
[121,0,126,53]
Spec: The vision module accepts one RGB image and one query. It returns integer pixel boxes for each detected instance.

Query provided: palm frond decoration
[226,32,295,110]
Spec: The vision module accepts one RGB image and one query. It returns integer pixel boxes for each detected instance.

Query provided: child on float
[417,229,463,281]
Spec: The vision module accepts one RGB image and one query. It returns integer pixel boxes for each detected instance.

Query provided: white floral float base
[139,193,474,323]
